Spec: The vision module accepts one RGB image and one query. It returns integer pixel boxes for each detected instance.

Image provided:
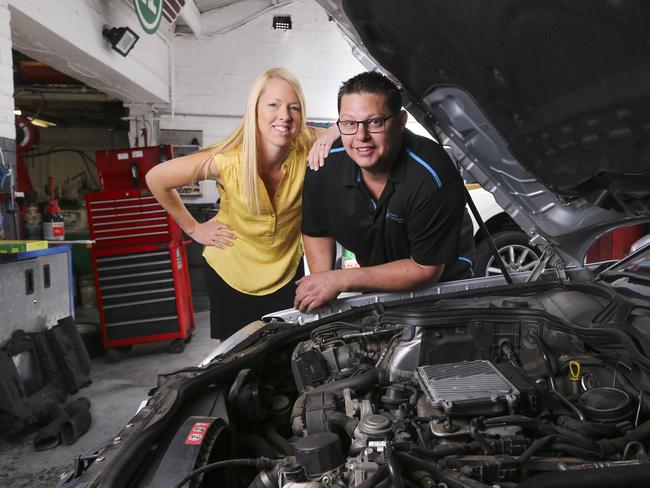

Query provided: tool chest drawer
[86,190,182,247]
[92,243,194,346]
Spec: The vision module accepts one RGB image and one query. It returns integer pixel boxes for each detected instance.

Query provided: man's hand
[294,271,344,313]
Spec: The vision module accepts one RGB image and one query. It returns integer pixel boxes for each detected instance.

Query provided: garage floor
[0,311,216,488]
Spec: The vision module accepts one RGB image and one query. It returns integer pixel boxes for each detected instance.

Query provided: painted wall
[159,0,365,144]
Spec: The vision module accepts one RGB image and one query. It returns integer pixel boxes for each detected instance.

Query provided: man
[295,71,474,312]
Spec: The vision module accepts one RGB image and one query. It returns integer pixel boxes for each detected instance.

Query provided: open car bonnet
[316,0,650,266]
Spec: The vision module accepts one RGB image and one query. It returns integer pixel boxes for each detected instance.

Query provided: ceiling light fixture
[28,117,57,128]
[272,15,292,30]
[102,25,140,57]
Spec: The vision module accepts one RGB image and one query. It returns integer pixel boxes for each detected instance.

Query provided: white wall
[8,0,171,104]
[0,0,14,140]
[160,0,365,145]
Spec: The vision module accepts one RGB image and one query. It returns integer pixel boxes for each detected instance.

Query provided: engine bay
[129,283,650,488]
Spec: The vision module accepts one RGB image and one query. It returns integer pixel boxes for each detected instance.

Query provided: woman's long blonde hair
[193,67,313,215]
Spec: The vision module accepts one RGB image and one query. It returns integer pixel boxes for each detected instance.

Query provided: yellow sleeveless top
[202,144,307,295]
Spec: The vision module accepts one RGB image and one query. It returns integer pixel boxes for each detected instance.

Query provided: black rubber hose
[552,442,599,459]
[469,417,492,454]
[326,411,359,439]
[548,425,597,450]
[557,415,620,439]
[376,477,392,488]
[394,452,443,481]
[172,457,277,488]
[530,331,556,390]
[385,444,404,488]
[516,436,555,465]
[263,423,294,456]
[598,419,650,456]
[318,368,382,393]
[356,464,389,488]
[516,462,650,488]
[393,441,481,459]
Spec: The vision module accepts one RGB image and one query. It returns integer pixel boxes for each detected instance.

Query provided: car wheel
[474,230,542,277]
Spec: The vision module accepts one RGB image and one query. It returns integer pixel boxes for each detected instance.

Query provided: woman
[146,68,337,340]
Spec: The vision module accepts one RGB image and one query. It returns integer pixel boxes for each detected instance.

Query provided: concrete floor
[0,310,217,488]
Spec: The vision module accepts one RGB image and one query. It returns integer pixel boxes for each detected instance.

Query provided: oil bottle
[43,176,64,240]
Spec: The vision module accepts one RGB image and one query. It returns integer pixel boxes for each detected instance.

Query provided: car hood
[316,0,650,266]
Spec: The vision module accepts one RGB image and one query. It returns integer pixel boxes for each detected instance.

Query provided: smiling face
[339,92,406,174]
[256,78,303,151]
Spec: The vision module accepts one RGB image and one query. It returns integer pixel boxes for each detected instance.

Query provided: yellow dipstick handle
[568,360,581,381]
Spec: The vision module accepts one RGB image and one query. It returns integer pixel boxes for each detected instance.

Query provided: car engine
[177,285,649,488]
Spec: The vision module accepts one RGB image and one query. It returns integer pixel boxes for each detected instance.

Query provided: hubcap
[485,244,541,276]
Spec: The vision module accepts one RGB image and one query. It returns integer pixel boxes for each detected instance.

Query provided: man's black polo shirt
[302,129,474,282]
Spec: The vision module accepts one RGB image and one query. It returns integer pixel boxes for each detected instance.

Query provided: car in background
[467,183,542,276]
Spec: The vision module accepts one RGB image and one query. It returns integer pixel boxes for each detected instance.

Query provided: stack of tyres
[86,189,194,361]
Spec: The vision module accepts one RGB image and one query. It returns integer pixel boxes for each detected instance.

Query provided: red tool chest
[87,186,194,360]
[91,242,194,353]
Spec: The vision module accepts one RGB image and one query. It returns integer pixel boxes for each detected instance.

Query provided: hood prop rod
[464,187,513,284]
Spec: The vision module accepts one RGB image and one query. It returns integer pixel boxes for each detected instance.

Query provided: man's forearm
[337,258,444,292]
[303,235,336,273]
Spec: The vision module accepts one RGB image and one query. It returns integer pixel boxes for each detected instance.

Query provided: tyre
[474,230,542,277]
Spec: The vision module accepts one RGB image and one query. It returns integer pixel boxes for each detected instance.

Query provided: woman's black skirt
[204,260,304,340]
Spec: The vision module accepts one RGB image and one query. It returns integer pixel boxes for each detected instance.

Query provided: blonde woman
[146,68,337,340]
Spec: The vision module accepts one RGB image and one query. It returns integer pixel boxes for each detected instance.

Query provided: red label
[52,225,64,236]
[184,421,212,445]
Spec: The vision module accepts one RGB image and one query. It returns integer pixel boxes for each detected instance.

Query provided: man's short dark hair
[337,71,402,114]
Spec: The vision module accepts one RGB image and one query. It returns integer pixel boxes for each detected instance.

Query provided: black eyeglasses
[336,114,395,135]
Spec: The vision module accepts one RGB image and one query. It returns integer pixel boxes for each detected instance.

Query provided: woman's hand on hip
[189,221,236,248]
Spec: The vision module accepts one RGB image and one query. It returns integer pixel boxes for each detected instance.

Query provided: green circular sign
[134,0,163,34]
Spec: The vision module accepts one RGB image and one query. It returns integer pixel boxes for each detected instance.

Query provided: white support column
[0,0,17,238]
[0,0,15,140]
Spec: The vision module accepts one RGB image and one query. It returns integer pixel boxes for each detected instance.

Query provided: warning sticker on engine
[184,421,212,445]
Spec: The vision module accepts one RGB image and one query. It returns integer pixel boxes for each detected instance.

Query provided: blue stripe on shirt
[458,256,474,277]
[406,148,442,188]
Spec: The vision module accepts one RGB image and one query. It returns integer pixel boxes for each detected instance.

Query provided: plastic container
[43,176,64,241]
[23,192,43,240]
[43,212,65,240]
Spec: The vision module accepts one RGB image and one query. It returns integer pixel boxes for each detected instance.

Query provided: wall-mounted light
[102,25,140,57]
[272,15,292,30]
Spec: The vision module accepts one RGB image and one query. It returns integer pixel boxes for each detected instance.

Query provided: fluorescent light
[14,109,22,116]
[29,117,57,128]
